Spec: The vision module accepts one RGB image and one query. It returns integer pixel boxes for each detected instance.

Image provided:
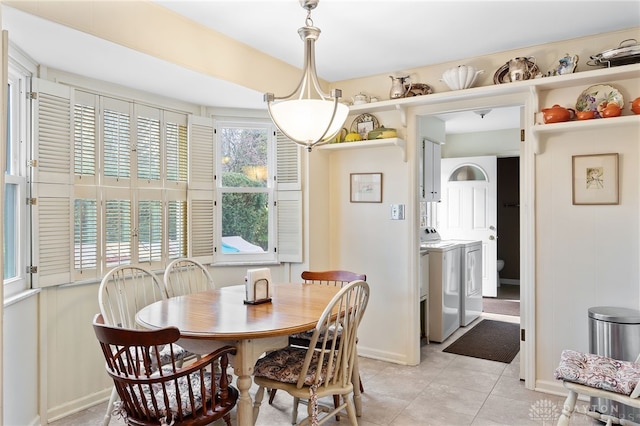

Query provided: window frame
[4,61,30,298]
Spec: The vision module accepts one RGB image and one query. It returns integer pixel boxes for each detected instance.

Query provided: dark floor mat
[443,320,520,363]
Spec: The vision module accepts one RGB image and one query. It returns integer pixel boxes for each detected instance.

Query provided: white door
[437,156,498,297]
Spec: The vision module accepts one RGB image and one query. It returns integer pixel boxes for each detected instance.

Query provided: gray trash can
[588,306,640,422]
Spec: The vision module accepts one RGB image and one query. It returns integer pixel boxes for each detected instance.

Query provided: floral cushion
[118,369,212,420]
[554,349,640,395]
[254,346,335,386]
[289,325,340,347]
[156,344,189,366]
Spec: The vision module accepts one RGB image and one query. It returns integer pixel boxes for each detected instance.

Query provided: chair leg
[102,386,118,426]
[333,395,341,421]
[344,395,358,425]
[268,388,277,404]
[352,357,363,417]
[557,390,577,426]
[292,396,300,425]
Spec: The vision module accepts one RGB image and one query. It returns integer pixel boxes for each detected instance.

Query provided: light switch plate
[390,204,405,220]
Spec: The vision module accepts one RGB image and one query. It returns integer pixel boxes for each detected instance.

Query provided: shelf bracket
[395,104,407,127]
[394,138,407,162]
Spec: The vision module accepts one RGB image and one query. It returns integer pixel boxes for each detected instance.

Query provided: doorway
[414,94,534,387]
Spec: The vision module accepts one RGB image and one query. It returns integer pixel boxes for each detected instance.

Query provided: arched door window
[448,164,488,182]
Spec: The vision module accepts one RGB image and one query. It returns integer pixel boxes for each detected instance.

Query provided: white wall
[320,142,417,364]
[534,75,640,394]
[3,295,38,426]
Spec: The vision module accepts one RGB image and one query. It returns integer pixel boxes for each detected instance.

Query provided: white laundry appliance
[421,227,461,343]
[449,239,483,326]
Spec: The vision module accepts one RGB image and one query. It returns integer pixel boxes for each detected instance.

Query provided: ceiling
[2,1,639,133]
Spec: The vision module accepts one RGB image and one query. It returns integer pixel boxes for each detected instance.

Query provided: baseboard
[357,346,414,366]
[501,278,520,286]
[46,388,111,423]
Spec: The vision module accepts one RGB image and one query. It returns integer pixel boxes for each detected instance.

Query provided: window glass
[449,165,487,181]
[168,200,187,259]
[74,103,96,176]
[105,199,132,267]
[4,183,17,279]
[217,122,273,259]
[74,199,97,270]
[138,200,162,262]
[166,121,187,182]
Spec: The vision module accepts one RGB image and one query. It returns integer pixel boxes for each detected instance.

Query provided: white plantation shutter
[276,131,301,190]
[276,131,302,262]
[73,91,97,184]
[277,191,302,262]
[165,111,188,187]
[166,189,187,260]
[32,79,72,185]
[187,115,215,264]
[188,115,215,190]
[135,104,161,185]
[102,97,132,185]
[31,183,73,287]
[189,190,214,264]
[104,192,132,268]
[31,79,73,287]
[73,184,99,281]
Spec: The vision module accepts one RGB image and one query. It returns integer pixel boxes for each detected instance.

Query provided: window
[4,63,29,298]
[31,85,190,286]
[215,120,275,263]
[29,79,301,287]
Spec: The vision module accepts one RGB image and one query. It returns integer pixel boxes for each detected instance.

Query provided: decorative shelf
[532,114,640,134]
[531,114,640,154]
[344,63,640,128]
[318,138,407,162]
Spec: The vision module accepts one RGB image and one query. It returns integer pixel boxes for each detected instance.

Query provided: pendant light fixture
[264,0,348,152]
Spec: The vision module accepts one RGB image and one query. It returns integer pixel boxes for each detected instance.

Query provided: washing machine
[450,239,483,326]
[421,227,461,343]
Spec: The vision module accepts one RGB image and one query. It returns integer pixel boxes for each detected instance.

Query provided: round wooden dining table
[135,282,342,426]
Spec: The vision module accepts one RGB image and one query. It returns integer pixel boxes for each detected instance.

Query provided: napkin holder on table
[244,268,272,305]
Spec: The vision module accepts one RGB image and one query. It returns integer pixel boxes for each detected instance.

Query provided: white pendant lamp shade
[269,99,349,146]
[265,0,347,152]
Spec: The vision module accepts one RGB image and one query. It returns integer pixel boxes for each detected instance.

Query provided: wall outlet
[390,204,405,220]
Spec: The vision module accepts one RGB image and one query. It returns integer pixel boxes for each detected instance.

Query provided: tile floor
[50,312,600,426]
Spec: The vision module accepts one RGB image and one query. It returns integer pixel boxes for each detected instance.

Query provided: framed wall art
[350,173,382,203]
[572,153,619,205]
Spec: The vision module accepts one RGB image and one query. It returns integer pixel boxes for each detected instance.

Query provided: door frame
[409,91,536,389]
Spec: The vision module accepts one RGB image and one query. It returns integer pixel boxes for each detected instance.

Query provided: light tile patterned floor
[50,313,601,425]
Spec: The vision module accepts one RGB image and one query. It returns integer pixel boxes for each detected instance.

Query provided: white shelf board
[318,138,407,162]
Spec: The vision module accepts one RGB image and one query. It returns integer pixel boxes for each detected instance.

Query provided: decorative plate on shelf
[351,113,380,140]
[493,60,541,84]
[575,84,624,114]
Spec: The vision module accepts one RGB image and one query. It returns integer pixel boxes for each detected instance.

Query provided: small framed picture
[572,153,619,205]
[350,173,382,203]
